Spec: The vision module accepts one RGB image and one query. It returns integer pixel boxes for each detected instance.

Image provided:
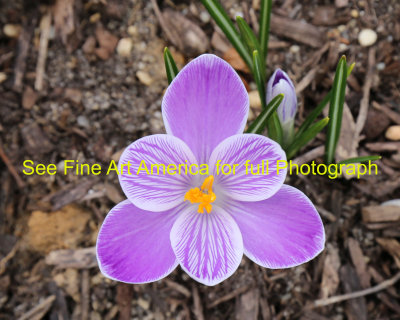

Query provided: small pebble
[358,29,377,47]
[385,125,400,141]
[376,62,385,71]
[350,9,359,18]
[3,24,20,38]
[136,70,153,86]
[77,115,90,129]
[127,25,138,36]
[249,90,262,109]
[199,11,211,23]
[289,45,300,54]
[116,38,133,57]
[338,43,349,52]
[137,298,150,310]
[0,72,7,83]
[89,13,101,23]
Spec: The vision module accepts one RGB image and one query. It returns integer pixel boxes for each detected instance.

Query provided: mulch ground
[1,0,400,319]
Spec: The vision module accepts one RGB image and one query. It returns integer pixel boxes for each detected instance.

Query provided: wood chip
[365,142,400,152]
[376,238,400,268]
[223,47,250,73]
[165,279,191,298]
[19,295,56,320]
[340,265,367,320]
[35,12,51,91]
[235,288,259,320]
[207,285,252,309]
[362,205,400,223]
[270,14,324,48]
[13,17,37,91]
[44,177,97,210]
[22,86,39,110]
[372,101,400,125]
[46,247,97,269]
[25,205,91,254]
[320,245,340,299]
[116,284,133,320]
[347,238,370,288]
[162,9,209,55]
[192,284,205,320]
[21,123,54,156]
[52,0,78,51]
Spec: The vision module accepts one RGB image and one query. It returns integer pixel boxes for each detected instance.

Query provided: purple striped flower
[267,69,297,145]
[96,55,325,286]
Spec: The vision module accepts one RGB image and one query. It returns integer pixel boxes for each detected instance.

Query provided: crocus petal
[96,200,180,283]
[208,134,287,202]
[266,69,297,124]
[162,54,249,164]
[170,206,243,286]
[118,134,197,212]
[227,185,325,269]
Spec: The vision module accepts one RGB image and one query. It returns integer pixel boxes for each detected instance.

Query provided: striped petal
[170,206,243,286]
[96,200,179,283]
[228,185,325,269]
[162,54,249,164]
[118,134,197,212]
[209,134,287,202]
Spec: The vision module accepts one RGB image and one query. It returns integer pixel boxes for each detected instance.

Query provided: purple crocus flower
[267,69,297,145]
[96,55,325,286]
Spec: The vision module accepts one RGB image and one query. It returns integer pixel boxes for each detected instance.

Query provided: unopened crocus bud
[266,69,297,146]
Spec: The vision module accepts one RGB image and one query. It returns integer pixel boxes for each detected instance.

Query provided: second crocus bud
[266,69,297,147]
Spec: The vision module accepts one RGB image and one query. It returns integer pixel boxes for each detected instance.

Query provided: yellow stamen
[184,175,216,214]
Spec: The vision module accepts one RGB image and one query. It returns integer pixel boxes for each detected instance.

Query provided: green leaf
[236,16,264,76]
[259,0,272,59]
[338,155,381,165]
[295,91,331,139]
[325,56,348,164]
[246,94,284,134]
[267,113,283,145]
[164,47,179,84]
[295,62,354,140]
[286,117,329,159]
[251,49,282,143]
[201,0,253,69]
[252,50,266,108]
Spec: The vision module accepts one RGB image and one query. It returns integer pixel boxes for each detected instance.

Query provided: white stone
[358,29,377,47]
[136,71,153,86]
[199,11,211,23]
[0,72,6,83]
[3,24,20,38]
[385,125,400,141]
[290,45,300,54]
[249,90,262,109]
[116,38,133,57]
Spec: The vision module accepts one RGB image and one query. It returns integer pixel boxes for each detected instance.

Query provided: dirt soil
[1,0,400,319]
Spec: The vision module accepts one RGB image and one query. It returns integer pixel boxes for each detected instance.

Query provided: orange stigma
[184,175,216,214]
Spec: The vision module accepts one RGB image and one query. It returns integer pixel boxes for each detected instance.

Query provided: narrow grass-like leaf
[287,117,329,159]
[201,0,253,69]
[246,94,284,134]
[252,50,266,108]
[267,113,283,144]
[295,63,354,140]
[252,49,282,143]
[236,17,265,77]
[295,91,331,139]
[325,56,347,164]
[164,47,179,84]
[338,155,381,165]
[259,0,272,59]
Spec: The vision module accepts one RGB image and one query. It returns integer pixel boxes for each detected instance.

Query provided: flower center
[184,175,216,214]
